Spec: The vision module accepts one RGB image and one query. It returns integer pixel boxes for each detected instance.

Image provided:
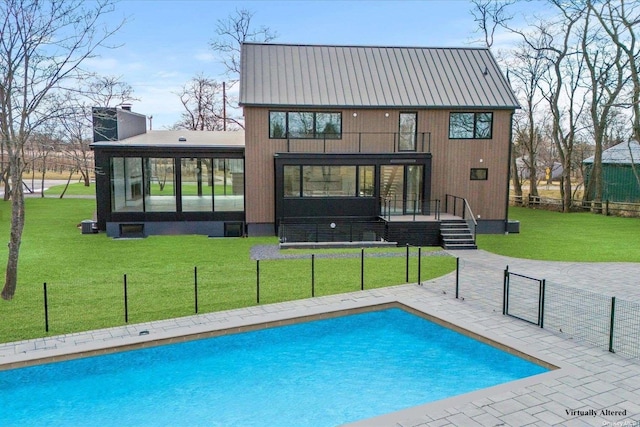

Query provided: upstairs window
[269,111,342,139]
[449,112,493,139]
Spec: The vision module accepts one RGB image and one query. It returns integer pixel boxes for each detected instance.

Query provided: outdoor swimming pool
[0,308,548,426]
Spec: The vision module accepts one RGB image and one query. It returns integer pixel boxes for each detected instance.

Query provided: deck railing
[283,132,431,153]
[379,197,441,221]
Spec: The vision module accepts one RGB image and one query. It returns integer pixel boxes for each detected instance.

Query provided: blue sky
[87,0,544,129]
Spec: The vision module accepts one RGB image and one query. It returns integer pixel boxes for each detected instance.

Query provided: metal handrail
[379,197,442,221]
[445,194,478,244]
[284,132,431,153]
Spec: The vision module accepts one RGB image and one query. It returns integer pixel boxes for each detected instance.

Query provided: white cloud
[194,51,216,62]
[83,56,121,73]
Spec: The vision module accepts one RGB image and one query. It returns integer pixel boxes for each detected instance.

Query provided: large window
[214,158,244,212]
[110,156,243,213]
[181,158,212,212]
[111,157,143,212]
[284,165,374,198]
[144,158,176,212]
[269,111,342,139]
[303,166,356,197]
[359,166,375,197]
[399,112,417,151]
[449,112,493,139]
[284,166,301,197]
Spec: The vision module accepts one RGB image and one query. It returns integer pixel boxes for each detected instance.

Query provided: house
[583,140,640,203]
[91,43,519,246]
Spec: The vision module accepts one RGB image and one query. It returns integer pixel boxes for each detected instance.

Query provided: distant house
[91,43,519,246]
[583,140,640,203]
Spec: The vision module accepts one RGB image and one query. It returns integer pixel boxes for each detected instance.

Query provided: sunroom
[92,131,245,238]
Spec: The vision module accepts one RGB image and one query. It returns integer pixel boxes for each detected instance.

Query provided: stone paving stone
[489,398,528,415]
[514,392,549,408]
[582,379,620,394]
[583,392,625,408]
[533,409,570,426]
[543,391,588,411]
[501,410,540,426]
[444,413,483,426]
[467,412,506,427]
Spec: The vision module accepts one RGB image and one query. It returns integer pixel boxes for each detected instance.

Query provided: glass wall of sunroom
[110,157,244,213]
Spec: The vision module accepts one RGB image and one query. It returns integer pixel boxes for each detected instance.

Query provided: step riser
[440,220,476,250]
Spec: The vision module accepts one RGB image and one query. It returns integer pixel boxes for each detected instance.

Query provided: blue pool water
[0,308,547,426]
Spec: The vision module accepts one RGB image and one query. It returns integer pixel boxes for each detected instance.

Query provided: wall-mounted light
[385,113,390,117]
[479,158,484,163]
[353,112,358,117]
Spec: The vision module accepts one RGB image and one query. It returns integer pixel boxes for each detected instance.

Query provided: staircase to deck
[440,219,477,250]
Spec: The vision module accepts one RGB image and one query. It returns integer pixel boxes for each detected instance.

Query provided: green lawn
[478,206,640,262]
[42,182,96,196]
[0,198,454,343]
[2,201,638,344]
[44,182,235,197]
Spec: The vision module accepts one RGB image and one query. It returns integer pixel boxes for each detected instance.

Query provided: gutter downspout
[505,111,514,233]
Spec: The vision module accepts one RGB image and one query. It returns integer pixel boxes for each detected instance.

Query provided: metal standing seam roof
[239,43,520,109]
[583,140,640,165]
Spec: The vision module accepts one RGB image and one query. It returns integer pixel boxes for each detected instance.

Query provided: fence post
[43,282,49,333]
[360,248,364,291]
[609,296,616,353]
[455,258,459,299]
[405,244,409,283]
[256,260,260,304]
[539,279,546,328]
[124,274,128,323]
[417,247,422,285]
[502,266,509,315]
[311,254,315,297]
[194,266,198,314]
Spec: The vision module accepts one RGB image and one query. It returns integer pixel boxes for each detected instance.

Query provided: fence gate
[503,267,545,327]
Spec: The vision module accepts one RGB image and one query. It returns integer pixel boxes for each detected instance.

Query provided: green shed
[583,141,640,202]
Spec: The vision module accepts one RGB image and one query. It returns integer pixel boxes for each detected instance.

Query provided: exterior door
[380,165,423,215]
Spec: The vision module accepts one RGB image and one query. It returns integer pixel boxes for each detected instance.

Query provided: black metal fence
[451,263,640,359]
[40,246,433,334]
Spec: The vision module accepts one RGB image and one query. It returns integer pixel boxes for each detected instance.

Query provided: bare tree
[509,38,551,199]
[580,3,629,211]
[210,8,278,83]
[0,0,122,300]
[173,75,225,131]
[84,75,137,108]
[588,0,640,141]
[57,75,137,192]
[470,0,515,48]
[529,5,587,212]
[209,9,277,129]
